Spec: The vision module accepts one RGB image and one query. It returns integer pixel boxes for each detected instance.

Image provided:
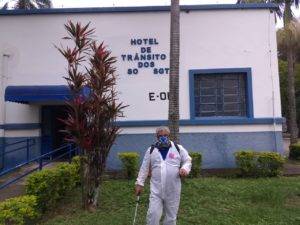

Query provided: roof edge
[0,3,279,16]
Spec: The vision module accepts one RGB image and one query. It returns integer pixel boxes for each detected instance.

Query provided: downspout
[268,11,278,152]
[1,54,9,137]
[1,53,9,169]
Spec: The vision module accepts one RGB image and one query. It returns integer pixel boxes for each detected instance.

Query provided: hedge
[235,151,285,177]
[0,195,40,225]
[289,144,300,160]
[25,158,80,211]
[189,152,202,178]
[0,157,80,224]
[118,152,139,179]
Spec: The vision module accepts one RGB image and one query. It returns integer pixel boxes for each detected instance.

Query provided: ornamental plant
[289,143,300,160]
[118,152,139,179]
[235,151,285,177]
[56,21,126,211]
[189,152,202,178]
[0,195,40,225]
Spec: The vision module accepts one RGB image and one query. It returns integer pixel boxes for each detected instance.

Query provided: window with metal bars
[194,73,247,117]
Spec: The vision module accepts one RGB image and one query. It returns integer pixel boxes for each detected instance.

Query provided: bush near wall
[289,144,300,160]
[26,160,80,211]
[118,152,139,179]
[0,195,40,225]
[71,156,81,184]
[235,151,285,177]
[189,152,202,178]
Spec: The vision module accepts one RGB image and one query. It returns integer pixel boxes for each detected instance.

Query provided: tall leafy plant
[56,21,126,211]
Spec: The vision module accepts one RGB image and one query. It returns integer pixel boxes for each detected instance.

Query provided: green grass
[41,177,300,225]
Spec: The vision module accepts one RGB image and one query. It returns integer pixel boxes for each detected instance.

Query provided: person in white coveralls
[135,126,192,225]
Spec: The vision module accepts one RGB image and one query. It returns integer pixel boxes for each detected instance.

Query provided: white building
[0,3,283,170]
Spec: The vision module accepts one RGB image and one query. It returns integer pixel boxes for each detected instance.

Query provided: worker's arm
[135,148,151,195]
[179,145,192,176]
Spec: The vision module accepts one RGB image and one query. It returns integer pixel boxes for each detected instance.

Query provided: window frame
[189,68,254,120]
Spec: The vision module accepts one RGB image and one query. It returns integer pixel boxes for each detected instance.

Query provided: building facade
[0,3,283,170]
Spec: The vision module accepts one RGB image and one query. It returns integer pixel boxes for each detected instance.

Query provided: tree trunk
[80,149,103,212]
[284,1,298,144]
[168,0,180,143]
[287,47,298,143]
[81,151,102,212]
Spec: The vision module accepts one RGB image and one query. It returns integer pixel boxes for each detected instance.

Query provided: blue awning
[5,85,72,104]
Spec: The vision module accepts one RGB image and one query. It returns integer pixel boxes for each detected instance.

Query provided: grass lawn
[41,177,300,225]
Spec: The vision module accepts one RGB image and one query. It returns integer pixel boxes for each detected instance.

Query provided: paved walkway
[0,163,37,201]
[0,162,60,202]
[283,160,300,176]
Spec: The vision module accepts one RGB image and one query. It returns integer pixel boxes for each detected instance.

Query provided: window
[190,69,253,119]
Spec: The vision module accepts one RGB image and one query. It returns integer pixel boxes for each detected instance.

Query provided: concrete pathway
[0,162,60,202]
[283,160,300,176]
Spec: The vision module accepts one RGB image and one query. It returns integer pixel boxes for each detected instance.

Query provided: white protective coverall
[135,141,192,225]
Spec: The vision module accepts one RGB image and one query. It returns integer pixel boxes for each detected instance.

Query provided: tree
[279,60,300,131]
[169,0,180,143]
[238,0,300,143]
[1,2,8,9]
[1,0,52,9]
[278,21,300,139]
[57,21,126,211]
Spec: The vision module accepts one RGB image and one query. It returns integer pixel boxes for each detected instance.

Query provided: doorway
[41,106,69,155]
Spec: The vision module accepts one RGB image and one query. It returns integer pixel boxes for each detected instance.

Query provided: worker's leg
[162,195,180,225]
[146,194,163,225]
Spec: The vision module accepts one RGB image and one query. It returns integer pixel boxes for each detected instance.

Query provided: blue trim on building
[115,117,283,127]
[0,4,279,16]
[108,131,284,169]
[0,123,41,130]
[189,68,254,120]
[5,85,71,104]
[0,131,283,170]
[0,118,283,131]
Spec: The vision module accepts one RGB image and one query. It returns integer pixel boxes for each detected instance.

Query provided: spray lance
[132,194,140,225]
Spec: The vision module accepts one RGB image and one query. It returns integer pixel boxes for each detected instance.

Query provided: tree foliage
[237,0,299,21]
[1,0,52,10]
[277,20,300,61]
[279,60,300,130]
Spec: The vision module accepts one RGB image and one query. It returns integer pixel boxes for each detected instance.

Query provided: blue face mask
[157,135,171,148]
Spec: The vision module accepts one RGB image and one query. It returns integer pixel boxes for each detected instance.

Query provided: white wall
[0,8,281,134]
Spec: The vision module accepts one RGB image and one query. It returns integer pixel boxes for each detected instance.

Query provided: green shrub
[71,156,81,184]
[234,151,257,177]
[289,144,300,160]
[118,152,139,179]
[26,161,79,211]
[189,152,202,178]
[235,151,285,177]
[0,195,40,225]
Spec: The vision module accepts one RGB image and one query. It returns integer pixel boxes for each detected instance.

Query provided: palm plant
[169,0,180,143]
[1,2,8,9]
[278,21,300,143]
[238,0,300,143]
[1,0,52,9]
